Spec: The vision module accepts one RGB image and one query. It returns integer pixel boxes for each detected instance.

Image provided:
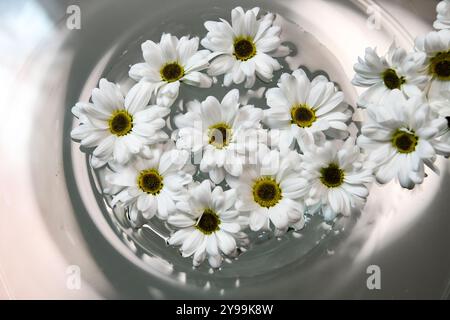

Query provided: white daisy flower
[434,0,450,30]
[228,146,308,234]
[352,43,428,108]
[167,180,245,268]
[357,90,450,189]
[71,79,169,168]
[105,142,194,225]
[174,89,264,184]
[129,33,212,108]
[201,6,287,88]
[264,69,351,150]
[300,138,373,221]
[415,29,450,99]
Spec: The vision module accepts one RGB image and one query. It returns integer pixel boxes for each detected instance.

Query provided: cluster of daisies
[353,0,450,189]
[71,5,450,268]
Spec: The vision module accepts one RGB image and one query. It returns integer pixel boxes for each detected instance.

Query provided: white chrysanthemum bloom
[434,0,450,30]
[104,143,194,226]
[415,29,450,99]
[71,79,169,168]
[174,89,264,184]
[228,146,308,234]
[167,180,246,268]
[129,33,212,108]
[264,69,351,150]
[357,90,450,189]
[352,43,428,108]
[201,6,287,88]
[300,138,373,221]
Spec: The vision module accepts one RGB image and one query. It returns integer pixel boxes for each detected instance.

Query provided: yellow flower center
[429,51,450,81]
[252,177,282,208]
[291,104,317,128]
[160,62,185,82]
[108,110,133,136]
[196,208,221,235]
[320,163,345,188]
[137,169,164,195]
[233,37,256,61]
[382,68,406,90]
[391,129,418,154]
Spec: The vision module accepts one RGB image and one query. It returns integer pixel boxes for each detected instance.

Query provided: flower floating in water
[201,7,288,88]
[352,43,428,108]
[415,29,450,102]
[229,146,308,234]
[357,90,450,189]
[71,79,169,168]
[129,33,212,108]
[168,180,247,268]
[174,89,264,184]
[300,138,373,221]
[264,69,351,150]
[105,142,194,225]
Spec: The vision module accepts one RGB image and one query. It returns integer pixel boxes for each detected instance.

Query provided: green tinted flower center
[233,37,256,61]
[208,123,232,149]
[320,163,345,188]
[391,129,418,154]
[137,169,164,195]
[252,177,282,208]
[430,51,450,80]
[196,208,221,235]
[108,110,133,136]
[291,104,316,128]
[160,62,184,82]
[382,68,406,90]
